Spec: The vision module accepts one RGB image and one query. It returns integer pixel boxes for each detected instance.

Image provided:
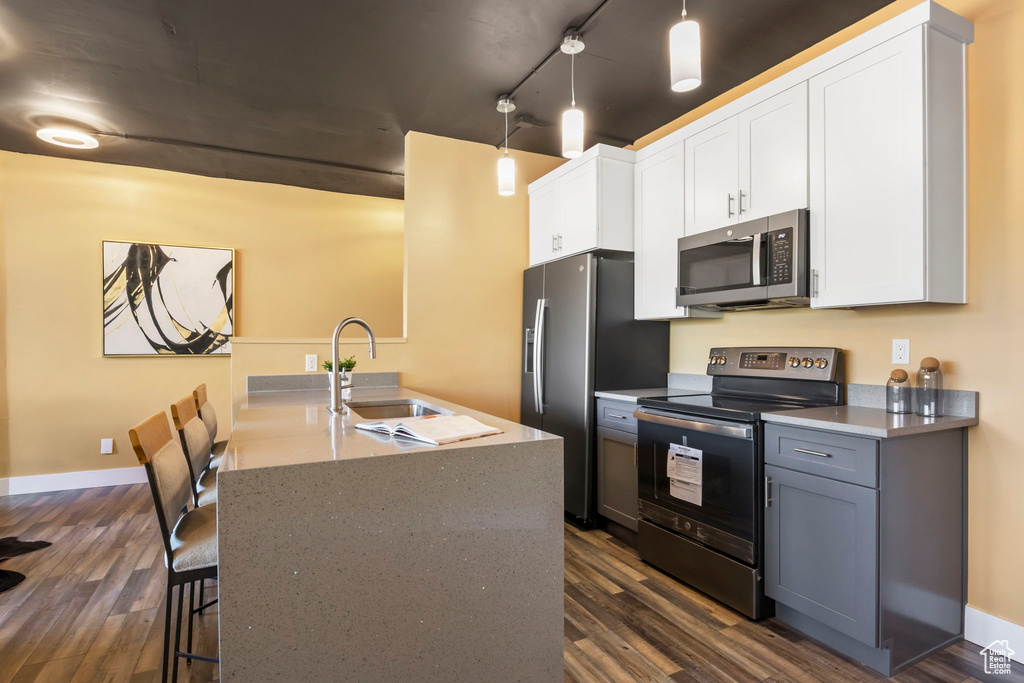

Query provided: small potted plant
[323,356,358,383]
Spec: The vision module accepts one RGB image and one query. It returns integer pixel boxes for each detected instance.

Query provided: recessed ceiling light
[36,128,99,149]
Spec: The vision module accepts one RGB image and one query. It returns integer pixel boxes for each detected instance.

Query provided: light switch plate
[305,354,318,372]
[100,438,114,454]
[892,339,910,365]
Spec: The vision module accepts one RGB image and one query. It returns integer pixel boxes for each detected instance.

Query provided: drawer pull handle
[607,413,629,420]
[794,447,832,458]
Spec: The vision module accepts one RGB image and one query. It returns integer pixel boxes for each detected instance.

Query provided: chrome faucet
[328,317,377,413]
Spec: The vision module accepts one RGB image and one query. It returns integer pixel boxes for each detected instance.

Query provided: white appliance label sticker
[667,444,703,506]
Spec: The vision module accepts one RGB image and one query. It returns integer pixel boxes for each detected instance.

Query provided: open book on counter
[354,414,503,446]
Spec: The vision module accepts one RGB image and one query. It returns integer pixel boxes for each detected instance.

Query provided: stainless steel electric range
[634,346,845,619]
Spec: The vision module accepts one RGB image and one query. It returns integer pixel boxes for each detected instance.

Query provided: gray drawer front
[596,399,637,433]
[765,424,878,488]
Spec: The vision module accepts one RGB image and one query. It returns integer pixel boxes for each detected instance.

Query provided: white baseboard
[965,606,1024,664]
[0,466,147,496]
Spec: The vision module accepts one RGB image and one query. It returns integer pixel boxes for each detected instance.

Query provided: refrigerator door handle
[533,298,547,415]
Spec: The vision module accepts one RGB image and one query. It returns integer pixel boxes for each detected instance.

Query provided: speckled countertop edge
[762,405,979,438]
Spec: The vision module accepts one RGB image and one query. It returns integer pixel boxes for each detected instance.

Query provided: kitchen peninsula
[214,381,564,683]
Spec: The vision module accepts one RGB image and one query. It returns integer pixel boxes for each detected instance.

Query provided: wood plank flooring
[0,484,1018,682]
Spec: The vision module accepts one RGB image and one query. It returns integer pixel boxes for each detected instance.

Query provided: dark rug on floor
[0,570,26,593]
[0,537,52,559]
[0,537,52,594]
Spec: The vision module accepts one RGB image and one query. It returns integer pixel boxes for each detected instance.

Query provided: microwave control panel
[767,229,793,285]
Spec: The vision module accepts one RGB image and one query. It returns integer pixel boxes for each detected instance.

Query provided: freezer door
[542,254,597,522]
[520,265,545,430]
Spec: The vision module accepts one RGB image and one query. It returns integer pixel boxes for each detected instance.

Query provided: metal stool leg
[162,581,173,683]
[199,578,205,615]
[172,583,184,682]
[187,581,195,655]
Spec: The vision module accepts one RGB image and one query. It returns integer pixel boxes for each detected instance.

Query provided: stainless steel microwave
[676,209,809,312]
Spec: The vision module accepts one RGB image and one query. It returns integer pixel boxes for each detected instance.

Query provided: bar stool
[170,396,217,507]
[193,383,228,464]
[129,412,218,683]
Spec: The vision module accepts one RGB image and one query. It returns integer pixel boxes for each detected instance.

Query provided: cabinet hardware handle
[558,234,563,251]
[633,442,638,467]
[738,190,746,214]
[552,234,557,252]
[727,193,735,218]
[794,447,832,458]
[812,269,819,298]
[765,476,772,508]
[607,413,628,420]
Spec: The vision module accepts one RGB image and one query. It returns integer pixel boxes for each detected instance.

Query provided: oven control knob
[708,356,716,365]
[788,357,801,368]
[717,356,727,365]
[815,358,829,369]
[683,522,692,531]
[801,357,814,368]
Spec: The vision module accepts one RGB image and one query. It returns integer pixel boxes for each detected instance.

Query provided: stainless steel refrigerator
[521,253,669,525]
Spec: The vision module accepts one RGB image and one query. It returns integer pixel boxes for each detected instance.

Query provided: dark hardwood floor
[0,484,1017,682]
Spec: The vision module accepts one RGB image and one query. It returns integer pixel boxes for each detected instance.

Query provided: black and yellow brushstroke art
[103,243,233,355]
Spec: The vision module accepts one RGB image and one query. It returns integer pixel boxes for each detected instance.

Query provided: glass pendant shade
[670,18,702,92]
[562,108,584,159]
[497,154,516,196]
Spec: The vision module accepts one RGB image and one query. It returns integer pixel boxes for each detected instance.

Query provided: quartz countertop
[594,388,708,403]
[221,386,557,472]
[763,405,979,438]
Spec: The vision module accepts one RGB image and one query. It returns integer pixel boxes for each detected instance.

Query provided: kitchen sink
[347,400,451,420]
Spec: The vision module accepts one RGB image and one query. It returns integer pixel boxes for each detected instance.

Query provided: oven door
[676,219,769,308]
[635,409,759,564]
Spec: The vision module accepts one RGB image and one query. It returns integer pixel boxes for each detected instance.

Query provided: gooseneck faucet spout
[328,317,377,413]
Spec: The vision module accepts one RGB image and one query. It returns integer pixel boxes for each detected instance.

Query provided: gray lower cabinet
[765,464,878,646]
[596,426,638,531]
[763,423,966,677]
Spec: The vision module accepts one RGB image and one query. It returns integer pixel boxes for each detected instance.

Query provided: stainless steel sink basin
[347,400,451,420]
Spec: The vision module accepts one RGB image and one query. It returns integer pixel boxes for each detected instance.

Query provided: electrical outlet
[892,339,910,365]
[100,438,114,454]
[305,354,318,372]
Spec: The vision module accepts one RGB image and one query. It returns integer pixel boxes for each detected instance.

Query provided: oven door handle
[633,410,753,440]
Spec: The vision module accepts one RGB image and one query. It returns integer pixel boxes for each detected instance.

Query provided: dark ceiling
[0,0,894,199]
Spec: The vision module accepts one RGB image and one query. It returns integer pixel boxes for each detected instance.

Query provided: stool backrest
[171,396,212,481]
[193,383,218,442]
[129,412,191,553]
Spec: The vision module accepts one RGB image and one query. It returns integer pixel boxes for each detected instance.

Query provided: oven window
[679,239,755,294]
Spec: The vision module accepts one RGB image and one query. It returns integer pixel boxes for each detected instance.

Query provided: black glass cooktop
[638,394,830,422]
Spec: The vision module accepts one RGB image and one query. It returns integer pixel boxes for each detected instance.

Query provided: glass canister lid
[889,369,909,383]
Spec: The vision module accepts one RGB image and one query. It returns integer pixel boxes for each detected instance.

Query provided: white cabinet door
[684,118,739,235]
[560,162,599,256]
[634,144,685,320]
[809,29,925,308]
[738,82,808,221]
[528,181,561,266]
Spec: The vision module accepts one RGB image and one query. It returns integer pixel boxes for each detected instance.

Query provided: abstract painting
[103,241,234,355]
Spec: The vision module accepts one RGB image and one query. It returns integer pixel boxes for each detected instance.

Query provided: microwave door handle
[751,233,764,286]
[533,298,547,415]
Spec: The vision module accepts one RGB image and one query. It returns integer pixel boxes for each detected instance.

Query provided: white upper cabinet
[684,118,739,235]
[738,83,808,221]
[809,25,966,307]
[560,163,599,257]
[529,181,561,266]
[685,84,808,235]
[528,145,635,267]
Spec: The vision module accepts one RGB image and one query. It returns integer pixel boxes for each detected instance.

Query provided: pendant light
[670,0,702,92]
[496,97,516,196]
[560,33,585,159]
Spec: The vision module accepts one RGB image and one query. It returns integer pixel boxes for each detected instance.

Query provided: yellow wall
[0,151,404,479]
[230,132,564,422]
[634,0,1023,628]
